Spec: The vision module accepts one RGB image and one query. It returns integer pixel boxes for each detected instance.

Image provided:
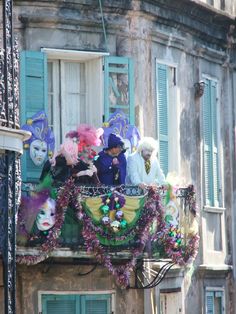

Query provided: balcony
[16,180,199,288]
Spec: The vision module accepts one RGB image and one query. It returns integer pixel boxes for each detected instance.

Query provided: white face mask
[30,139,47,166]
[36,199,56,231]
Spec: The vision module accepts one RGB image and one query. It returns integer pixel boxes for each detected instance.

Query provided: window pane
[62,62,86,138]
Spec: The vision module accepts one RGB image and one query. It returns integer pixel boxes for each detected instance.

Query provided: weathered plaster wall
[15,264,143,314]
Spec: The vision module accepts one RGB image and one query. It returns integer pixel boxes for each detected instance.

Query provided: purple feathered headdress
[21,111,55,157]
[102,109,140,152]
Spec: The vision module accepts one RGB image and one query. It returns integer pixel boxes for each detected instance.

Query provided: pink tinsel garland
[16,182,200,288]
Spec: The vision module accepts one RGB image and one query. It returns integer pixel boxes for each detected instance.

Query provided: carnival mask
[36,198,56,231]
[30,139,48,166]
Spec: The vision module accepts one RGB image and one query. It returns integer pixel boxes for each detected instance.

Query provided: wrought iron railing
[19,183,195,253]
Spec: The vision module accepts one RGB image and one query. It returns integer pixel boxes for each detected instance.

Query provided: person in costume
[126,137,166,188]
[102,109,141,157]
[40,124,103,186]
[21,111,55,166]
[94,133,127,185]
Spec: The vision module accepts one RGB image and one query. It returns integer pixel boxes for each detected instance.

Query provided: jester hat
[21,110,55,158]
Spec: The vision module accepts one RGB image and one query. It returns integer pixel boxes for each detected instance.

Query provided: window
[156,62,178,177]
[45,49,106,149]
[202,78,221,207]
[207,0,214,5]
[41,293,112,314]
[220,0,225,10]
[205,289,224,314]
[20,50,135,182]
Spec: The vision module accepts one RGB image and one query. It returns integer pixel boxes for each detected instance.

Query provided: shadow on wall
[179,102,200,183]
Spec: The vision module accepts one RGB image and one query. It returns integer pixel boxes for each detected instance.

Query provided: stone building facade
[1,0,236,313]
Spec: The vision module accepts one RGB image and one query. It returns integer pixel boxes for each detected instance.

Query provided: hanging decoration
[21,111,55,166]
[16,180,199,288]
[152,184,199,265]
[102,109,140,155]
[16,179,74,265]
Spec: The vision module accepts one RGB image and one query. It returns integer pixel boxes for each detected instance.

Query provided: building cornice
[198,264,233,277]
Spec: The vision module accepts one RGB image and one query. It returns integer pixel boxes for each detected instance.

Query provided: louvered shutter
[205,291,214,314]
[104,56,134,124]
[215,291,224,313]
[81,294,111,314]
[156,63,168,176]
[20,51,48,182]
[42,295,78,314]
[203,79,219,206]
[203,79,213,205]
[211,82,219,207]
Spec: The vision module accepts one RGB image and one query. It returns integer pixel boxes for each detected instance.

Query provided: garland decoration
[17,181,200,287]
[152,184,199,266]
[76,187,162,288]
[100,192,127,232]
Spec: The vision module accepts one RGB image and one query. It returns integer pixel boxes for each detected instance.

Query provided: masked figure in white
[126,137,166,189]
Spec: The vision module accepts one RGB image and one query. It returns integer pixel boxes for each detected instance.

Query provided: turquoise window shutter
[205,291,214,314]
[215,291,223,313]
[42,295,79,314]
[104,56,134,124]
[81,294,111,314]
[203,79,219,206]
[20,51,48,182]
[203,79,213,205]
[42,294,111,314]
[156,63,168,176]
[211,81,219,207]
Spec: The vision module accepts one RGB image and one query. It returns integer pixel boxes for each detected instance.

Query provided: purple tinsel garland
[16,182,200,288]
[76,188,161,288]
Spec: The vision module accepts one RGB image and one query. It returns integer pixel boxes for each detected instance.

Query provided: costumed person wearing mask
[40,124,103,186]
[94,133,126,185]
[126,137,166,189]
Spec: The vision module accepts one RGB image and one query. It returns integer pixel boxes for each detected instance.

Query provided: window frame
[205,287,225,314]
[201,74,226,264]
[201,74,224,210]
[38,290,115,314]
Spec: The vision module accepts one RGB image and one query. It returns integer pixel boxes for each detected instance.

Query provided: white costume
[126,151,166,185]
